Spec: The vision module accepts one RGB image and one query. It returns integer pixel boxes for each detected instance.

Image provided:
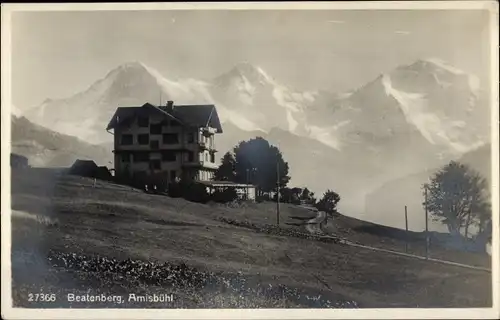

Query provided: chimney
[166,100,174,112]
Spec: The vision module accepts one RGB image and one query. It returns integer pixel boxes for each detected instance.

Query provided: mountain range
[14,58,491,216]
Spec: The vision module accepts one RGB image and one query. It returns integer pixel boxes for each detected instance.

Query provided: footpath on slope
[306,210,491,273]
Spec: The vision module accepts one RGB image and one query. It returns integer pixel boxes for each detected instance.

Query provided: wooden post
[276,161,280,226]
[424,185,429,259]
[405,205,409,253]
[246,169,249,200]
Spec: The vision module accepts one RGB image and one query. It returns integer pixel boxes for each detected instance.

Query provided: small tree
[301,188,311,201]
[300,187,316,205]
[316,190,341,215]
[279,187,302,204]
[213,152,236,181]
[233,137,291,197]
[423,161,490,239]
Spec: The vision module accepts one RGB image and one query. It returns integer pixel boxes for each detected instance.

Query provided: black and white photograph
[1,1,499,319]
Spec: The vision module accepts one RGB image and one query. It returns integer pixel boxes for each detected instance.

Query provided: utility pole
[246,169,249,200]
[424,184,430,260]
[276,160,280,226]
[405,205,409,253]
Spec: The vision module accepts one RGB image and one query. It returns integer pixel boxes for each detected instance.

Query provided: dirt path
[305,211,326,235]
[302,209,491,273]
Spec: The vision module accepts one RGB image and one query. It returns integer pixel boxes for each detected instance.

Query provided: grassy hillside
[364,143,492,232]
[11,116,112,167]
[10,169,491,308]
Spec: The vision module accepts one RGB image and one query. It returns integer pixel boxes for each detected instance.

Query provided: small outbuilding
[11,153,29,169]
[69,159,112,181]
[198,180,257,201]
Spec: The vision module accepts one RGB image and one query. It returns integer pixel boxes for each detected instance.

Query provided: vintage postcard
[1,1,499,319]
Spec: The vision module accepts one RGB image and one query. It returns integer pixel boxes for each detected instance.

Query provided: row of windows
[121,133,195,146]
[133,165,178,181]
[121,151,195,163]
[137,117,181,128]
[121,152,215,164]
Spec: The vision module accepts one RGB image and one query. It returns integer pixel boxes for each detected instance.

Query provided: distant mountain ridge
[11,115,112,168]
[364,143,492,232]
[16,58,491,216]
[22,58,489,151]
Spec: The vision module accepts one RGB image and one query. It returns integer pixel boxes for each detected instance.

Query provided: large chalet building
[106,101,222,184]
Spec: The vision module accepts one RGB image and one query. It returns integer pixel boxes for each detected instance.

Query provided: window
[121,153,131,163]
[162,151,176,162]
[150,140,159,150]
[163,133,179,144]
[150,159,161,170]
[121,134,133,145]
[187,151,194,162]
[205,153,209,161]
[133,152,149,162]
[138,134,149,145]
[150,123,162,135]
[137,116,149,127]
[210,153,215,163]
[170,170,176,181]
[187,132,194,143]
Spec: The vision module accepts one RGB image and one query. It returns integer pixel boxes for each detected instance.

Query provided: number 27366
[28,293,56,302]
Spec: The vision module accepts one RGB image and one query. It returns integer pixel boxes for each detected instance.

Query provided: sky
[11,9,492,108]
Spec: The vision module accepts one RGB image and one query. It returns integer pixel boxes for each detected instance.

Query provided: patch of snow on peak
[256,66,273,83]
[307,125,342,150]
[423,58,465,75]
[139,63,214,104]
[236,75,256,103]
[431,73,452,89]
[382,74,438,144]
[302,91,317,102]
[272,87,302,112]
[381,74,480,153]
[217,104,266,132]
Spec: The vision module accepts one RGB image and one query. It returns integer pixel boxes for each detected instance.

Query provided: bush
[211,187,238,203]
[114,171,148,189]
[167,181,184,198]
[168,180,210,203]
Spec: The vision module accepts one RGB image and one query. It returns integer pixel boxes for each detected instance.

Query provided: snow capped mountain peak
[27,58,488,155]
[215,62,275,87]
[104,61,151,79]
[388,58,482,97]
[419,58,466,75]
[398,58,472,80]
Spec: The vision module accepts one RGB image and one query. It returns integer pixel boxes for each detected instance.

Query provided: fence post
[405,205,409,253]
[424,185,429,260]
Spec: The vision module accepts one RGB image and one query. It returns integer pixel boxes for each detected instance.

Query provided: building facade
[11,153,29,169]
[106,101,222,185]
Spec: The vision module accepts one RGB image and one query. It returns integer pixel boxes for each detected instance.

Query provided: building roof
[106,102,223,133]
[70,159,98,170]
[166,104,222,133]
[11,153,28,161]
